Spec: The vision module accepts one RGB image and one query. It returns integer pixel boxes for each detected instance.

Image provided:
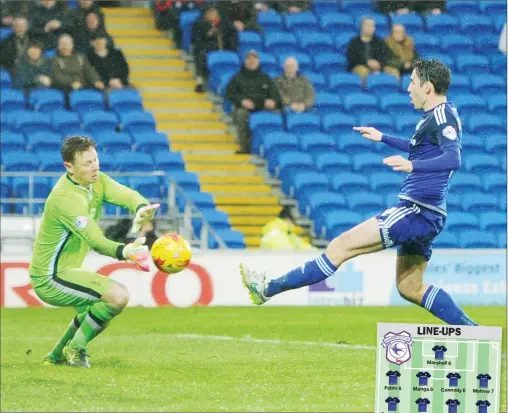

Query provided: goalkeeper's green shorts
[31,269,114,308]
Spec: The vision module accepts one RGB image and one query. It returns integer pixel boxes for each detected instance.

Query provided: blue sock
[265,253,337,297]
[422,286,478,326]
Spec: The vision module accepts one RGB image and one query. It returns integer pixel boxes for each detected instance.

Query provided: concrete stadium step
[155,113,220,122]
[124,50,181,58]
[220,206,282,216]
[186,163,256,173]
[142,91,203,100]
[229,216,272,226]
[115,38,171,48]
[158,121,227,132]
[103,8,152,17]
[215,196,279,205]
[202,184,272,194]
[132,73,192,82]
[169,133,234,143]
[145,101,212,111]
[233,226,263,236]
[129,59,185,68]
[244,236,261,247]
[171,143,239,152]
[104,16,154,26]
[183,154,249,164]
[108,28,165,37]
[199,175,264,184]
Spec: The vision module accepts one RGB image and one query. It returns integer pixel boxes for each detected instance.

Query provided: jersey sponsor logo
[382,331,413,365]
[442,126,458,140]
[75,216,89,230]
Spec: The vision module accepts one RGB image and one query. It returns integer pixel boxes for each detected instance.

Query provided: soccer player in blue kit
[240,59,478,326]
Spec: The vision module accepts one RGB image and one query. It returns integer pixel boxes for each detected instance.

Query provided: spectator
[14,40,52,89]
[65,0,107,51]
[191,6,237,93]
[87,31,129,89]
[269,1,311,13]
[347,17,399,81]
[260,206,315,251]
[1,1,30,27]
[274,57,315,113]
[0,16,31,73]
[51,34,104,92]
[376,0,444,15]
[216,1,260,33]
[153,0,204,49]
[499,23,507,55]
[28,0,66,50]
[225,50,282,154]
[73,11,114,54]
[385,24,418,75]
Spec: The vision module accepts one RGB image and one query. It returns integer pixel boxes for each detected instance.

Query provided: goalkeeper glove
[131,204,160,234]
[122,237,150,272]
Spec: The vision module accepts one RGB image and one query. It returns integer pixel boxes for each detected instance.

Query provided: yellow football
[151,233,192,274]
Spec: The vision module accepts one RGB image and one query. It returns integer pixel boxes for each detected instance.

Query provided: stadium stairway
[103,7,285,248]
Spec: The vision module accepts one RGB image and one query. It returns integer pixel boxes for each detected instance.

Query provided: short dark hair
[413,58,451,95]
[61,136,97,163]
[28,40,43,50]
[278,205,293,220]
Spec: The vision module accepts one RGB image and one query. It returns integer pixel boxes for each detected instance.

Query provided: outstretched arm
[353,126,410,153]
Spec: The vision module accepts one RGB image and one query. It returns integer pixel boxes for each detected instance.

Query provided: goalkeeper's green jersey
[29,172,148,277]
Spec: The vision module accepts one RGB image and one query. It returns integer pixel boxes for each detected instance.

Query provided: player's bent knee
[103,282,130,310]
[397,277,423,303]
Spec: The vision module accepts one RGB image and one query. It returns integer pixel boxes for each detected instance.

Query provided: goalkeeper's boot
[240,263,269,305]
[41,353,64,366]
[63,345,91,368]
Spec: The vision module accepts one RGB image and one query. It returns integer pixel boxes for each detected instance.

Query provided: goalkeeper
[29,136,159,368]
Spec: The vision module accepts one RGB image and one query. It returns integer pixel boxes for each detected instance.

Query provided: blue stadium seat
[207,51,240,75]
[446,1,480,15]
[421,53,455,71]
[359,114,394,136]
[446,193,463,212]
[488,94,507,117]
[318,13,354,32]
[195,210,230,234]
[12,176,51,199]
[453,94,488,117]
[365,73,400,96]
[315,152,351,176]
[485,134,506,153]
[474,34,503,57]
[370,173,403,192]
[480,212,506,232]
[0,27,12,40]
[413,34,439,55]
[1,177,11,199]
[83,111,118,135]
[455,54,490,75]
[353,153,386,173]
[261,132,299,163]
[440,34,474,56]
[348,191,384,214]
[500,193,507,212]
[433,232,459,248]
[14,111,53,134]
[97,153,115,171]
[314,92,342,114]
[483,172,506,195]
[29,89,65,113]
[264,32,299,54]
[38,151,64,172]
[460,231,497,248]
[69,89,105,115]
[459,14,493,35]
[323,210,363,240]
[299,33,335,54]
[302,71,327,92]
[129,176,161,199]
[250,112,284,153]
[379,93,415,116]
[446,212,479,232]
[168,171,200,193]
[183,192,215,214]
[343,93,379,114]
[238,31,262,50]
[450,173,483,193]
[468,114,505,135]
[498,231,507,248]
[337,132,375,154]
[464,153,502,173]
[276,152,315,184]
[322,113,357,134]
[28,131,62,153]
[2,152,39,171]
[213,69,238,96]
[108,89,143,114]
[447,74,472,96]
[257,10,284,33]
[313,53,346,76]
[179,10,201,52]
[340,0,372,14]
[1,132,25,152]
[153,152,185,172]
[289,172,329,200]
[328,72,362,94]
[331,172,370,193]
[209,230,246,249]
[132,132,170,155]
[305,192,346,230]
[0,69,12,88]
[286,112,321,134]
[391,13,424,33]
[52,111,82,135]
[300,132,336,155]
[285,11,319,34]
[120,111,156,134]
[394,113,421,136]
[277,52,313,72]
[1,89,25,112]
[95,132,132,153]
[462,193,499,212]
[333,31,357,50]
[479,0,507,16]
[470,75,505,98]
[115,152,153,172]
[426,14,459,35]
[490,54,506,76]
[312,0,340,15]
[253,52,278,73]
[44,49,56,59]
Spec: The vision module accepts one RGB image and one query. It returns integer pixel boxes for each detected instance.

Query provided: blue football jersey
[399,102,462,216]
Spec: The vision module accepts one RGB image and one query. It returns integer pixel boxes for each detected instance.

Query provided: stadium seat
[455,54,490,75]
[1,132,25,152]
[450,173,483,193]
[462,193,499,212]
[168,171,200,193]
[333,31,357,50]
[257,10,284,33]
[359,114,394,136]
[313,53,346,76]
[353,153,386,173]
[83,111,118,135]
[52,111,82,135]
[328,73,362,94]
[38,151,64,172]
[0,177,11,199]
[446,212,479,232]
[115,152,153,172]
[337,133,375,154]
[453,94,488,117]
[485,134,507,153]
[2,152,39,172]
[370,173,403,192]
[413,34,440,56]
[394,113,421,136]
[426,14,459,35]
[365,73,400,96]
[183,192,215,214]
[479,0,507,16]
[305,192,346,230]
[464,153,502,173]
[207,51,240,75]
[28,131,62,153]
[490,54,506,75]
[264,32,299,55]
[97,153,115,171]
[340,0,372,15]
[213,69,238,96]
[421,53,455,71]
[468,115,505,135]
[108,89,143,114]
[261,132,299,165]
[470,75,506,98]
[1,89,25,112]
[323,210,363,240]
[300,133,336,156]
[447,0,480,15]
[276,152,315,184]
[179,10,201,52]
[313,93,342,115]
[277,53,313,72]
[433,232,458,248]
[253,52,278,74]
[299,33,335,54]
[129,176,161,199]
[14,111,53,135]
[194,209,230,234]
[460,231,497,248]
[285,12,319,34]
[480,212,506,232]
[440,34,474,56]
[487,95,507,117]
[238,31,262,50]
[208,230,246,249]
[343,93,378,114]
[312,0,340,15]
[289,171,329,201]
[446,193,463,212]
[303,72,327,92]
[153,152,185,173]
[474,34,503,56]
[379,94,414,116]
[322,113,357,135]
[498,231,507,248]
[250,112,284,153]
[391,13,424,32]
[348,192,384,214]
[447,74,472,96]
[318,13,354,32]
[331,172,370,193]
[132,132,170,155]
[315,152,351,176]
[500,193,507,212]
[120,111,156,134]
[94,132,132,153]
[29,89,65,113]
[286,112,321,134]
[69,89,105,115]
[0,69,12,88]
[483,172,506,195]
[12,176,51,199]
[459,14,493,35]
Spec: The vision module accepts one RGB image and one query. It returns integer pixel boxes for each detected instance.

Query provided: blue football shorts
[376,200,446,260]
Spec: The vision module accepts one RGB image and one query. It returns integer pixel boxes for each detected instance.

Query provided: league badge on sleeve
[382,331,413,365]
[75,216,89,230]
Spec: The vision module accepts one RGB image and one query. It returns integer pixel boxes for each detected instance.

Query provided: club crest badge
[382,331,413,365]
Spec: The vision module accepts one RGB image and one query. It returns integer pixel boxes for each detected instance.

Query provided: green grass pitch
[1,306,506,412]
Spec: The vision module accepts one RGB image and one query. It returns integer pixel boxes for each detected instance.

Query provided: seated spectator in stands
[73,11,114,54]
[225,50,282,154]
[1,1,30,27]
[376,0,444,15]
[385,24,417,75]
[347,17,399,82]
[66,0,105,31]
[14,40,52,89]
[0,16,32,73]
[192,6,237,93]
[216,1,260,33]
[87,32,129,89]
[274,57,315,113]
[499,23,507,55]
[153,0,204,49]
[51,34,104,92]
[268,1,311,13]
[28,0,66,50]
